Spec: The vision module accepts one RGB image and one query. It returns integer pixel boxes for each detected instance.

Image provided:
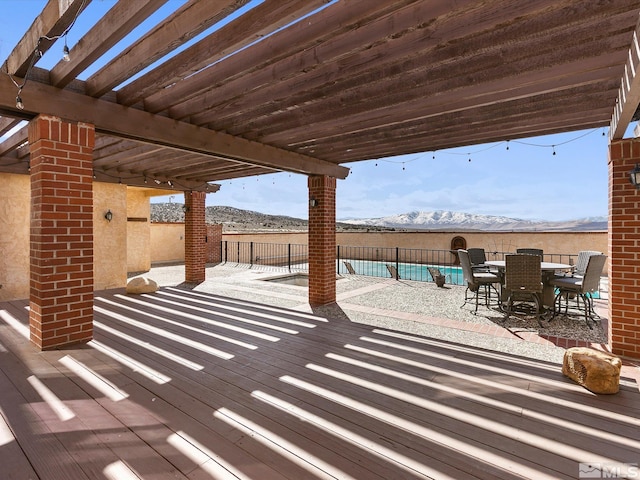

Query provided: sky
[1,0,632,222]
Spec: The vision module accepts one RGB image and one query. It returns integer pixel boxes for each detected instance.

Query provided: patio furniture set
[458,248,606,329]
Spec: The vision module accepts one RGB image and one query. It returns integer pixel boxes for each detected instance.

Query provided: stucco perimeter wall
[93,183,128,290]
[151,227,608,273]
[0,174,30,300]
[227,231,608,273]
[151,223,186,263]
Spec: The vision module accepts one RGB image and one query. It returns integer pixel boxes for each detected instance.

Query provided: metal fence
[220,241,579,285]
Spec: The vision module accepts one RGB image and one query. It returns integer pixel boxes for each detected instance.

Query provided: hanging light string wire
[369,127,605,167]
[4,0,87,109]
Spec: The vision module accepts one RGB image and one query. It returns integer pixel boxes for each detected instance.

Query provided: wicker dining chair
[550,254,607,328]
[503,254,543,326]
[467,247,489,271]
[458,249,501,313]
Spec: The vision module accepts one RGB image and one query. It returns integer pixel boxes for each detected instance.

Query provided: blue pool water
[337,260,465,285]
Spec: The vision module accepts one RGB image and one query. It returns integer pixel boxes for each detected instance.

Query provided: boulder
[126,277,159,294]
[562,347,622,394]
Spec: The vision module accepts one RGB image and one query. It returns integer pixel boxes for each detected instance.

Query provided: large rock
[562,347,622,394]
[126,277,159,294]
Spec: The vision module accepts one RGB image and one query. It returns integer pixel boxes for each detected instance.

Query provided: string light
[62,43,71,62]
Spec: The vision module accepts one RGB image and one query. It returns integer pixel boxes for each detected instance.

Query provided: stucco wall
[151,223,186,263]
[127,188,152,273]
[0,174,30,300]
[93,182,128,290]
[150,226,608,272]
[0,173,128,300]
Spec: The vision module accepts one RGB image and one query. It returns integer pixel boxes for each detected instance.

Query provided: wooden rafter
[117,0,330,107]
[49,0,170,88]
[611,15,640,139]
[85,0,252,98]
[2,0,89,78]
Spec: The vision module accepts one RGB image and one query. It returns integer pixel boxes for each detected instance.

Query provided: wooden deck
[1,287,639,480]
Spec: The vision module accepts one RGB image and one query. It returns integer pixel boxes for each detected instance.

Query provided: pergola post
[184,191,207,283]
[609,139,640,358]
[308,175,336,305]
[29,115,95,350]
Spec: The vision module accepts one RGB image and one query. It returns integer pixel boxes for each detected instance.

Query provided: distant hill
[149,203,389,232]
[150,204,607,232]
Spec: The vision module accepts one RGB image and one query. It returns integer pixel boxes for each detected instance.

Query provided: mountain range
[339,210,608,231]
[150,204,607,232]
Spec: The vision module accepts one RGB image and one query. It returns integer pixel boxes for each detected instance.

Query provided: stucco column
[608,139,640,359]
[29,115,95,350]
[308,175,336,305]
[184,191,207,283]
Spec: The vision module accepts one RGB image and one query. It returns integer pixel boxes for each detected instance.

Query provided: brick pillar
[308,175,336,305]
[609,139,640,359]
[29,115,95,350]
[185,191,207,283]
[206,224,223,264]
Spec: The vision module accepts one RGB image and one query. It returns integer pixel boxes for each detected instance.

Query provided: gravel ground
[135,263,609,363]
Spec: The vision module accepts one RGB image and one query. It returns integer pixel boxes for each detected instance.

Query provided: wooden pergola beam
[0,74,350,179]
[611,16,640,139]
[92,169,220,192]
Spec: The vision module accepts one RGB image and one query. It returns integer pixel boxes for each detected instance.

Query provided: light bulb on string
[15,95,24,110]
[62,44,70,62]
[552,145,556,156]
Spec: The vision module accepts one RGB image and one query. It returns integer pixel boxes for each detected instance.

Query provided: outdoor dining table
[484,260,572,308]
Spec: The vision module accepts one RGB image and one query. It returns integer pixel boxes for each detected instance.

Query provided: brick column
[609,139,640,358]
[185,191,207,283]
[308,175,336,305]
[206,224,223,264]
[29,115,95,350]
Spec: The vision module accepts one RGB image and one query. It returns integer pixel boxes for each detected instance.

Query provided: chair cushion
[550,276,583,290]
[475,272,500,281]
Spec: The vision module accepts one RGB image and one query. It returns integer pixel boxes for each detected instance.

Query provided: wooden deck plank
[92,314,436,480]
[2,290,639,480]
[0,307,190,479]
[90,300,568,476]
[110,288,640,476]
[0,398,40,480]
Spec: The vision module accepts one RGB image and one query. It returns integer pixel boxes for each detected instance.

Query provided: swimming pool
[338,259,465,285]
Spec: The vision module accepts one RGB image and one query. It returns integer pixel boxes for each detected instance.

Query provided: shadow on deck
[0,287,638,479]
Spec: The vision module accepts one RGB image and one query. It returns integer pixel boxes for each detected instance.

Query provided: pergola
[1,0,640,357]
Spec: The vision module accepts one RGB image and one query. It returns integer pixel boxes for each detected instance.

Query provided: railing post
[337,245,340,274]
[222,240,227,263]
[288,243,292,272]
[395,247,399,281]
[250,242,254,267]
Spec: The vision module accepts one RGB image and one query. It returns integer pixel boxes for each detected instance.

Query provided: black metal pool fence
[220,241,577,285]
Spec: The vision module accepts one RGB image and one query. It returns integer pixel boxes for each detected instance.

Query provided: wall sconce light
[629,164,640,189]
[104,210,113,222]
[309,197,318,208]
[182,205,190,213]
